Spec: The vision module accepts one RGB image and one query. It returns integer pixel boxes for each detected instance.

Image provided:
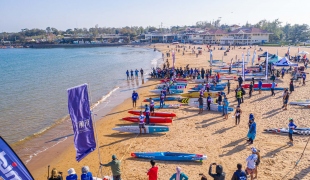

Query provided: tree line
[1,19,309,43]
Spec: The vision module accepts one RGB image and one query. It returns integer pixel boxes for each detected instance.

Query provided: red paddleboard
[122,116,172,123]
[128,110,176,117]
[242,83,276,88]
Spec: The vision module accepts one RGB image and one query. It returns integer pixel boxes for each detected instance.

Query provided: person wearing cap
[247,114,256,144]
[288,118,297,146]
[231,163,247,180]
[81,166,93,180]
[100,155,121,180]
[147,160,158,180]
[66,168,77,180]
[246,147,258,180]
[169,166,188,180]
[132,90,139,108]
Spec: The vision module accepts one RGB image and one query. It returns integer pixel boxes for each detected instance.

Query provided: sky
[1,0,310,32]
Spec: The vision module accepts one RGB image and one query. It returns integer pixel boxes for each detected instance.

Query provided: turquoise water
[0,47,161,144]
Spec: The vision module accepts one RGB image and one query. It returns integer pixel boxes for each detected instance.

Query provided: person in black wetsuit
[208,163,225,180]
[238,76,243,87]
[234,106,242,125]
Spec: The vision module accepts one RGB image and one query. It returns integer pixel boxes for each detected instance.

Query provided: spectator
[238,76,243,87]
[208,163,225,180]
[147,160,158,180]
[100,155,121,180]
[231,163,247,180]
[66,168,77,180]
[246,148,258,180]
[132,90,139,108]
[170,166,188,180]
[81,166,93,180]
[49,168,62,180]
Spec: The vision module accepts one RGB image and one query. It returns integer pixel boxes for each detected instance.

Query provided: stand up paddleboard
[131,152,207,161]
[128,110,176,117]
[113,125,169,133]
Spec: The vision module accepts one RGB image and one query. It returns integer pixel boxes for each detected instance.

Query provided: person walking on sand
[140,68,144,77]
[289,80,294,93]
[100,155,121,180]
[288,118,297,146]
[126,70,130,80]
[169,167,188,180]
[159,92,165,108]
[234,106,242,125]
[247,114,256,145]
[245,148,258,180]
[231,163,247,180]
[271,81,276,96]
[149,98,155,116]
[283,90,290,110]
[138,111,146,134]
[130,69,134,79]
[198,95,204,114]
[237,89,242,106]
[147,160,158,180]
[132,90,139,108]
[249,82,253,98]
[207,94,212,111]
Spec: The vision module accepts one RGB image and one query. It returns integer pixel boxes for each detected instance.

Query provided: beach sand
[27,44,310,180]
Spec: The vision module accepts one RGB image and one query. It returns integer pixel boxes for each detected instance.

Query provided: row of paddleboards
[265,128,310,135]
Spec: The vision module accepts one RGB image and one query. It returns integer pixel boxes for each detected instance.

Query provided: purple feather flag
[67,84,96,162]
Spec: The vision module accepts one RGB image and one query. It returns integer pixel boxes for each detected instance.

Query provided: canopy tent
[298,51,309,55]
[268,55,283,64]
[259,52,274,57]
[273,57,298,67]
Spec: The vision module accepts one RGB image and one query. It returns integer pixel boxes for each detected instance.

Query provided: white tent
[273,57,298,67]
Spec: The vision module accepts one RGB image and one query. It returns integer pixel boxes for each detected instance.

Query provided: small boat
[289,100,310,105]
[113,125,169,133]
[253,87,285,91]
[143,96,182,102]
[122,116,172,124]
[128,110,176,117]
[242,83,275,89]
[131,152,207,161]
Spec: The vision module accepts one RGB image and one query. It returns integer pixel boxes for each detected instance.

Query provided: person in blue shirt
[247,114,256,145]
[132,90,139,107]
[130,69,134,79]
[169,166,188,180]
[81,166,93,180]
[135,69,139,78]
[258,80,263,94]
[126,70,129,80]
[223,97,229,120]
[288,118,297,146]
[66,168,77,180]
[271,81,276,96]
[160,92,165,108]
[302,72,306,85]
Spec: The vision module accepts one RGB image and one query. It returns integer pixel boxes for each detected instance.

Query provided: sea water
[0,46,162,162]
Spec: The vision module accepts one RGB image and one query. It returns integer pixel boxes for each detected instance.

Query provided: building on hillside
[144,32,177,43]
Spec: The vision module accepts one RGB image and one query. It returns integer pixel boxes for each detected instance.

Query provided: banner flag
[252,50,256,66]
[0,136,34,180]
[67,84,96,162]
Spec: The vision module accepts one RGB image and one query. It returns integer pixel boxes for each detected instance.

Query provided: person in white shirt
[139,111,146,134]
[246,147,258,180]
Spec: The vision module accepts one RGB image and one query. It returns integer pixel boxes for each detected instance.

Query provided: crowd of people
[126,68,144,80]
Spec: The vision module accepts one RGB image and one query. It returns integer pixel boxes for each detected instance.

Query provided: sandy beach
[27,44,310,180]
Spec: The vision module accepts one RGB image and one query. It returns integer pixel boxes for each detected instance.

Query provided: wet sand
[28,44,310,180]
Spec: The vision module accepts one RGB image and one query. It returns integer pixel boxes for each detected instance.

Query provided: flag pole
[87,83,103,178]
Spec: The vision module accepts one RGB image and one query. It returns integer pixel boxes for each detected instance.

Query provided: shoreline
[27,44,310,180]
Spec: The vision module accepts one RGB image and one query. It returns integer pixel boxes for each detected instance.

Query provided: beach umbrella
[252,50,256,66]
[298,51,309,55]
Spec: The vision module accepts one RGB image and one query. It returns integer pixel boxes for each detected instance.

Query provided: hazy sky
[1,0,310,32]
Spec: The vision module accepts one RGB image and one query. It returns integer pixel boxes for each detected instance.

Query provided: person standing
[302,72,306,85]
[201,68,205,79]
[206,72,209,82]
[247,115,256,145]
[223,97,229,120]
[140,68,144,77]
[169,167,188,180]
[231,163,247,180]
[258,80,263,94]
[245,148,258,180]
[237,89,242,106]
[217,92,222,105]
[144,104,150,125]
[130,69,134,79]
[249,82,253,98]
[207,94,212,111]
[132,91,139,108]
[281,68,285,79]
[126,70,130,80]
[135,69,139,78]
[147,160,158,180]
[289,80,294,93]
[254,149,261,179]
[208,163,226,180]
[271,81,276,96]
[159,92,165,108]
[238,76,243,87]
[234,106,242,125]
[283,90,290,110]
[100,155,121,180]
[241,87,245,103]
[138,111,146,134]
[66,168,77,180]
[149,98,155,116]
[288,118,297,146]
[81,166,93,180]
[227,80,230,94]
[206,82,210,92]
[198,95,204,114]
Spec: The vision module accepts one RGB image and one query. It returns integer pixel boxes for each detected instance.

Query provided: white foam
[92,87,120,110]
